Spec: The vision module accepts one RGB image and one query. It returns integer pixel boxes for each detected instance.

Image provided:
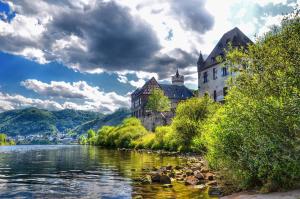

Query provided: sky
[0,0,298,113]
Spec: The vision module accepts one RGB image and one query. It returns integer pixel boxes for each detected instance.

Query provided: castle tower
[197,52,204,91]
[172,69,184,86]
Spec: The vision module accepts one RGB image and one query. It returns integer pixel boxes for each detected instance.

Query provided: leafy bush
[133,133,156,149]
[172,96,219,152]
[204,12,300,191]
[91,117,148,148]
[0,133,15,146]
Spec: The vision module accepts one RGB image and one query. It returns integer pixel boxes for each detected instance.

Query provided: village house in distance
[197,27,252,102]
[131,70,193,130]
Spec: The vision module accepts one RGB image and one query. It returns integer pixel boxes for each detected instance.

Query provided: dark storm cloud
[0,0,205,78]
[169,0,214,33]
[47,1,162,71]
[148,48,198,79]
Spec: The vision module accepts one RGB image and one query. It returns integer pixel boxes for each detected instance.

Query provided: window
[223,87,228,96]
[222,67,228,76]
[203,72,208,83]
[213,90,217,102]
[213,68,217,80]
[211,57,215,62]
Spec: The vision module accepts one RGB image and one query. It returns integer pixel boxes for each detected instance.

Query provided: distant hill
[72,108,131,135]
[0,107,130,137]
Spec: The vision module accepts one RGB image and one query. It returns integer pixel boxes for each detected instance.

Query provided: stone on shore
[185,175,200,185]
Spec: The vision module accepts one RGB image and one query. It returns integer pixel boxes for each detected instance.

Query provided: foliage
[92,117,148,148]
[204,11,300,191]
[146,88,171,113]
[0,133,15,145]
[78,135,87,145]
[154,126,179,151]
[172,96,219,152]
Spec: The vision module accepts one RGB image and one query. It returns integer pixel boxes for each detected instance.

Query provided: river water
[0,145,215,199]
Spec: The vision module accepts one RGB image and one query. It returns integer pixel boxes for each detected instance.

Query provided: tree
[87,129,96,139]
[146,88,171,113]
[204,10,300,191]
[79,135,87,145]
[172,96,219,152]
[0,133,7,145]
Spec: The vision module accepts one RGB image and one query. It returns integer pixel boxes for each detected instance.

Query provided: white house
[197,27,252,102]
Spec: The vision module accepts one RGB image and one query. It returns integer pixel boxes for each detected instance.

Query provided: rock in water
[160,175,171,184]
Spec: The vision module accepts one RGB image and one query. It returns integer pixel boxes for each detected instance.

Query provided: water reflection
[0,145,215,198]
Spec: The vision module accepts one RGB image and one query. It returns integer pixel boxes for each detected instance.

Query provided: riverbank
[119,148,224,197]
[119,148,300,198]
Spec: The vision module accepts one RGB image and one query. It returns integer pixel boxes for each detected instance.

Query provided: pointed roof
[131,76,194,100]
[131,77,159,96]
[176,69,179,77]
[199,27,252,71]
[197,52,204,68]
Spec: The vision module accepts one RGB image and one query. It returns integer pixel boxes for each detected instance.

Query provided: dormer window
[211,57,215,62]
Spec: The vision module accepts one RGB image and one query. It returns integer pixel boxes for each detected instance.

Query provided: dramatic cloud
[20,79,130,112]
[0,0,208,80]
[169,0,214,33]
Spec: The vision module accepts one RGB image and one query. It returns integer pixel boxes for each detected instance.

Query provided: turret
[172,69,184,86]
[197,52,204,71]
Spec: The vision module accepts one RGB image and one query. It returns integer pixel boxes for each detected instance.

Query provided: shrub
[133,133,156,149]
[93,117,148,148]
[172,96,219,151]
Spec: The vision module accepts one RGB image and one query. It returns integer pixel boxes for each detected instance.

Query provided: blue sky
[0,0,297,113]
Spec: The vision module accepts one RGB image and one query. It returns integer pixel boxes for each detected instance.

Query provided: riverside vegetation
[80,11,300,193]
[0,133,15,145]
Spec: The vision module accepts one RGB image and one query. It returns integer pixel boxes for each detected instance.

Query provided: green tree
[79,135,87,145]
[87,129,96,139]
[172,96,219,152]
[0,133,7,145]
[205,11,300,191]
[146,88,171,113]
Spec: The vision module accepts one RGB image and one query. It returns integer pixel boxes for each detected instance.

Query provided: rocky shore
[118,148,223,197]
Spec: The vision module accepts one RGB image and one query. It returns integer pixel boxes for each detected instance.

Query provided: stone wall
[141,112,173,131]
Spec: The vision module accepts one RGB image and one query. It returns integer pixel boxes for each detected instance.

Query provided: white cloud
[0,92,62,112]
[21,79,130,113]
[116,70,159,88]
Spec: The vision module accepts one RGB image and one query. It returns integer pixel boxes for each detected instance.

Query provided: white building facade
[197,27,252,102]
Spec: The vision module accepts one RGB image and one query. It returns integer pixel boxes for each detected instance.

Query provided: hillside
[0,107,129,137]
[72,108,131,135]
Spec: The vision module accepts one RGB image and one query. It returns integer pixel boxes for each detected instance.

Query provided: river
[0,145,215,198]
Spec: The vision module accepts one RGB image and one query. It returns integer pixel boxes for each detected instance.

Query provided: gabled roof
[131,77,194,100]
[198,27,252,71]
[160,84,194,100]
[131,77,159,97]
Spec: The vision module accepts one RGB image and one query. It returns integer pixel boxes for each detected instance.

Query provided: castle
[131,69,193,130]
[131,27,252,130]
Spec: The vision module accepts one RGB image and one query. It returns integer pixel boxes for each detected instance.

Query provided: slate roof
[198,27,252,71]
[160,84,194,100]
